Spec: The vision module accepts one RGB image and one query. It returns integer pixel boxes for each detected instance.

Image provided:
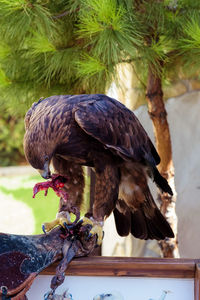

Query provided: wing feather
[74,95,160,165]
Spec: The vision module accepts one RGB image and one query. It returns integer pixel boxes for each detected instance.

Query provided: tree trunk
[146,63,179,258]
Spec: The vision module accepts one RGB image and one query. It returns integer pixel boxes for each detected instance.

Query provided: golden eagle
[24,94,174,243]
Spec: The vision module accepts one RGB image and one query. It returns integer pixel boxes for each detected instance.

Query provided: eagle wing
[74,95,160,166]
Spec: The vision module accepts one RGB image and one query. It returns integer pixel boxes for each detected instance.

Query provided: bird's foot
[42,211,74,233]
[81,217,104,246]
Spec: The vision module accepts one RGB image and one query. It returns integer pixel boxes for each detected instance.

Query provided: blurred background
[0,0,200,258]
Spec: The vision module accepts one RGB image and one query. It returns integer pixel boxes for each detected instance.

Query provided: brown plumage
[24,94,174,240]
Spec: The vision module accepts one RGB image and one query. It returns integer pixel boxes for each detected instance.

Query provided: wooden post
[195,263,200,300]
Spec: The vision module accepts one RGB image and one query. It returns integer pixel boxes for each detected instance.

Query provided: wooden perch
[0,222,97,299]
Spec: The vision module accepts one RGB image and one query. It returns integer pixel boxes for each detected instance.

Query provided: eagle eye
[44,155,49,161]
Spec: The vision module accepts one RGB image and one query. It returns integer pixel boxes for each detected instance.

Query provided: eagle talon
[44,290,54,300]
[63,222,69,230]
[85,232,93,241]
[88,233,92,239]
[42,224,47,234]
[82,217,104,246]
[68,224,75,230]
[63,222,74,231]
[42,211,74,233]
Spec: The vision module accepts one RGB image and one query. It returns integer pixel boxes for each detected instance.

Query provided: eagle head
[38,155,52,179]
[24,131,55,179]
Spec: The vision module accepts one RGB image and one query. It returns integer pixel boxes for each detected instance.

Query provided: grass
[0,175,60,234]
[0,172,90,234]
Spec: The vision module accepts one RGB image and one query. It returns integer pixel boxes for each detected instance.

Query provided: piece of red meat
[33,174,68,202]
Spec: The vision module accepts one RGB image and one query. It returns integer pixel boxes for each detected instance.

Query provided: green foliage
[177,17,200,74]
[0,110,25,166]
[77,54,106,78]
[0,3,69,121]
[0,67,10,87]
[29,32,56,54]
[76,0,141,88]
[76,0,200,87]
[0,1,55,51]
[0,0,199,109]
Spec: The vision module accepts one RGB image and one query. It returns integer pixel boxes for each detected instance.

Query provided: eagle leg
[42,211,76,233]
[81,217,104,246]
[83,163,119,245]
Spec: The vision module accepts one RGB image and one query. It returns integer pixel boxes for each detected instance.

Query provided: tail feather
[114,188,174,240]
[130,208,174,240]
[130,207,174,240]
[113,205,174,240]
[150,207,174,238]
[113,208,131,237]
[152,166,173,196]
[130,210,148,239]
[141,189,174,240]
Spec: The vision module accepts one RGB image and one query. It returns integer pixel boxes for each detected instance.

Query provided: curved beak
[38,160,51,179]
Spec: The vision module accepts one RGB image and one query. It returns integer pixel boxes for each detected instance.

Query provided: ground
[0,172,59,234]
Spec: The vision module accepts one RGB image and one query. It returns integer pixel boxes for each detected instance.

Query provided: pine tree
[0,0,200,256]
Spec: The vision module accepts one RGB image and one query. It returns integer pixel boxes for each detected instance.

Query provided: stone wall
[108,63,200,110]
